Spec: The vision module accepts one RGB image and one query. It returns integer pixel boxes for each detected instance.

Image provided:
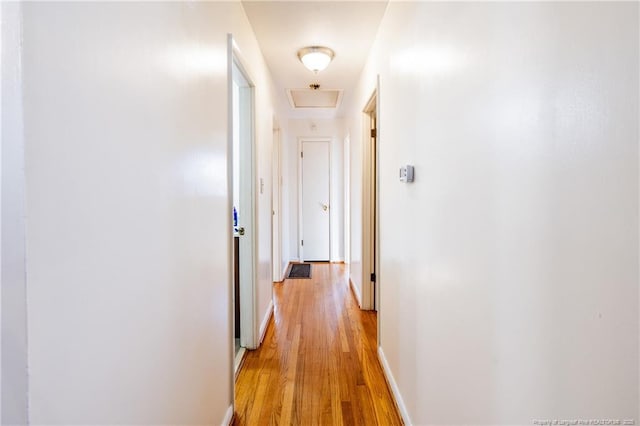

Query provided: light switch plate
[399,165,414,183]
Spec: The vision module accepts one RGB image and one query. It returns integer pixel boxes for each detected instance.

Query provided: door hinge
[301,240,304,246]
[371,273,376,282]
[301,151,304,158]
[371,128,377,138]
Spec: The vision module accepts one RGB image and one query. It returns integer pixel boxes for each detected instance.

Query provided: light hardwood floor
[233,263,402,425]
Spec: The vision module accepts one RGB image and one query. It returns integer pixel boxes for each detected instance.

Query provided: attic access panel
[286,89,343,109]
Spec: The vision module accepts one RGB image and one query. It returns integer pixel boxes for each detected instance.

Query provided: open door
[228,35,258,377]
[362,86,380,312]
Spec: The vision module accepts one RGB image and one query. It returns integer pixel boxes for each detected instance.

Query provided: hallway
[3,2,638,424]
[233,264,401,425]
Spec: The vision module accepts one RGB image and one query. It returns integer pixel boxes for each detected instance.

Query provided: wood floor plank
[341,401,355,426]
[233,263,402,426]
[280,324,301,426]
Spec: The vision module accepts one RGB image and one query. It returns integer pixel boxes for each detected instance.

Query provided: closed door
[301,141,330,261]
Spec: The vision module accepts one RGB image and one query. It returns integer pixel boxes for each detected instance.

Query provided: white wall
[14,2,274,424]
[1,2,29,424]
[348,2,639,424]
[280,119,345,267]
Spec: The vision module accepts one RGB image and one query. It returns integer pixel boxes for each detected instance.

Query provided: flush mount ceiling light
[297,46,335,73]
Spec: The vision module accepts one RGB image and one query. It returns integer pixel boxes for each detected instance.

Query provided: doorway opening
[228,36,258,376]
[299,138,331,262]
[362,88,379,312]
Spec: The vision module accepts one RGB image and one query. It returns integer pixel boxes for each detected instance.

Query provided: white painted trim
[285,88,344,110]
[272,123,283,282]
[378,347,412,426]
[0,2,3,409]
[281,262,291,282]
[374,76,382,320]
[226,35,236,418]
[258,300,274,345]
[298,138,303,261]
[222,404,234,426]
[234,347,246,377]
[349,278,362,307]
[3,4,29,424]
[343,134,351,265]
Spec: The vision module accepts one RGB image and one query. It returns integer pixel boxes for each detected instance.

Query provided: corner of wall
[377,347,412,426]
[258,299,274,345]
[281,261,290,282]
[349,278,361,307]
[222,404,234,426]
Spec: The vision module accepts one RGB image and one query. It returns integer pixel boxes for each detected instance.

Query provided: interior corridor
[233,263,401,425]
[3,2,638,425]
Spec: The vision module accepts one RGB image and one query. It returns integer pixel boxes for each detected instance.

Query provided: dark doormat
[287,263,312,279]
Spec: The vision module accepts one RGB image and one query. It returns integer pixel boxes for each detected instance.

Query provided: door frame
[344,134,351,265]
[272,120,283,282]
[298,137,332,262]
[361,83,380,312]
[227,34,258,364]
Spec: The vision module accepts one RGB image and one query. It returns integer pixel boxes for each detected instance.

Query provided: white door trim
[344,134,351,265]
[298,137,332,262]
[272,122,283,282]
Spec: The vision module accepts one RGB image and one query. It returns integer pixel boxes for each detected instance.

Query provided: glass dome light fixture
[297,46,335,73]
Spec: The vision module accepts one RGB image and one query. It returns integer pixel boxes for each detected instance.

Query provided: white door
[301,140,330,261]
[232,54,257,351]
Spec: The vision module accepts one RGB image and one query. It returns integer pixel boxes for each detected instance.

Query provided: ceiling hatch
[286,89,343,109]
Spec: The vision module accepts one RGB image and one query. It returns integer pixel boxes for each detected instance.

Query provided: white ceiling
[241,1,388,119]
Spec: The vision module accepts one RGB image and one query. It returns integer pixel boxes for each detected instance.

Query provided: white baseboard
[349,278,362,307]
[234,346,246,378]
[258,300,273,345]
[274,266,283,283]
[378,346,412,426]
[222,404,234,425]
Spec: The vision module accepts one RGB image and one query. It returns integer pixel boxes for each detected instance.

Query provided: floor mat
[287,263,312,279]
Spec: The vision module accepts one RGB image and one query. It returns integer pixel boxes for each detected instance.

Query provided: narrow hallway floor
[233,263,402,425]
